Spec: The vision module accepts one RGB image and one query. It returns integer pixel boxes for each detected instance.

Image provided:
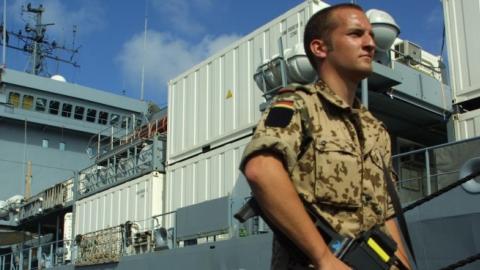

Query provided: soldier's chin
[358,68,373,80]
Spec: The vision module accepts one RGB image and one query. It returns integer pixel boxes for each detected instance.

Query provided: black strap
[383,163,417,266]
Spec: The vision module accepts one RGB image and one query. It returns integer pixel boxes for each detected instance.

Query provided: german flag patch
[265,100,295,128]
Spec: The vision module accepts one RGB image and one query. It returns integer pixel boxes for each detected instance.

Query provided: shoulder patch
[265,100,295,128]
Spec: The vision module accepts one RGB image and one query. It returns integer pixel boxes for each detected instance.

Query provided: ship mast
[0,3,80,76]
[25,4,48,75]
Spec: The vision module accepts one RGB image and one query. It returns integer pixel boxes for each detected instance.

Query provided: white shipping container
[444,0,480,102]
[454,109,480,141]
[167,0,328,164]
[165,136,252,229]
[74,172,164,235]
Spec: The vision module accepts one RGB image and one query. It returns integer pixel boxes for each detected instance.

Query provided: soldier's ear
[310,39,328,59]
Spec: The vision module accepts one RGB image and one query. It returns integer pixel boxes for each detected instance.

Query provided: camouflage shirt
[241,81,396,269]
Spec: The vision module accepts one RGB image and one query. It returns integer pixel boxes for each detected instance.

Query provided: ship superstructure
[0,0,479,270]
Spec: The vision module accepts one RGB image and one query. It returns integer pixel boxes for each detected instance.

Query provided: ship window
[110,114,120,126]
[98,111,109,125]
[35,98,47,112]
[22,95,34,110]
[62,103,73,118]
[42,139,49,148]
[49,100,60,115]
[59,142,66,151]
[74,106,84,120]
[8,92,20,107]
[86,108,97,122]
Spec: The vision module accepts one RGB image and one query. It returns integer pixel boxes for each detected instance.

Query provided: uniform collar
[311,80,367,112]
[310,80,385,155]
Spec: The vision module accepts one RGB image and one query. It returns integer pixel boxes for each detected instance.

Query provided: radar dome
[366,9,400,52]
[51,74,67,82]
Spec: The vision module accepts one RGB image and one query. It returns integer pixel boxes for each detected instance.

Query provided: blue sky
[3,0,444,107]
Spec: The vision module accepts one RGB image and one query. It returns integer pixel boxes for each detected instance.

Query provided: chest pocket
[314,138,362,208]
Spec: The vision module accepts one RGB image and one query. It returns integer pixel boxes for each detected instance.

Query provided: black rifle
[234,198,409,270]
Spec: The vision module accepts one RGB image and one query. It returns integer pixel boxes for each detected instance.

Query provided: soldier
[240,3,411,270]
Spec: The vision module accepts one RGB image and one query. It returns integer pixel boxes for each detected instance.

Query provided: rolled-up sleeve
[240,93,304,174]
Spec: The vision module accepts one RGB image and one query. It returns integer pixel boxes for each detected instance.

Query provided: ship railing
[77,136,166,199]
[88,116,167,161]
[121,211,177,257]
[18,178,74,221]
[71,197,264,264]
[392,136,480,205]
[0,239,73,270]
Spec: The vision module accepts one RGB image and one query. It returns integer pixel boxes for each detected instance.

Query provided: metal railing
[87,117,167,161]
[18,178,74,221]
[1,196,262,269]
[0,239,72,270]
[77,136,166,198]
[392,136,480,205]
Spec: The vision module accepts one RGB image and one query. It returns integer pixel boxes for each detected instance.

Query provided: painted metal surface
[0,121,89,199]
[454,109,480,140]
[167,0,328,164]
[74,171,164,235]
[443,0,480,102]
[1,68,147,113]
[43,233,273,270]
[165,136,252,228]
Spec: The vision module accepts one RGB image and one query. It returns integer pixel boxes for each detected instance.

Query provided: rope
[388,171,480,269]
[438,252,480,270]
[398,170,480,214]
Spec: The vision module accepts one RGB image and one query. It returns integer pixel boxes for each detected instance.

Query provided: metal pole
[19,248,23,270]
[49,244,53,267]
[361,79,368,108]
[140,12,147,101]
[37,246,42,270]
[425,150,432,195]
[55,215,60,265]
[2,0,6,66]
[25,161,32,200]
[277,38,288,87]
[27,249,32,270]
[97,133,100,158]
[111,126,114,150]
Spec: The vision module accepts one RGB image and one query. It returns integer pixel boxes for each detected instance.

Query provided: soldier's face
[324,8,376,80]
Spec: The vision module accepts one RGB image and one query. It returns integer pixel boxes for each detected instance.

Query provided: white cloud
[426,6,443,30]
[151,0,205,35]
[115,30,240,104]
[9,0,105,40]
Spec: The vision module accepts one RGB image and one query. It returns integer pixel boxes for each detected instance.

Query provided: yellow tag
[367,238,390,262]
[226,90,233,99]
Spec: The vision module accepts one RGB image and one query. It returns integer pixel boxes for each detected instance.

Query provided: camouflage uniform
[240,81,396,270]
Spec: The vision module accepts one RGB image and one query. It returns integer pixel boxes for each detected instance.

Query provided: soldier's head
[304,4,375,80]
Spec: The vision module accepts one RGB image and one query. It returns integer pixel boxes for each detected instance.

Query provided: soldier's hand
[314,252,352,270]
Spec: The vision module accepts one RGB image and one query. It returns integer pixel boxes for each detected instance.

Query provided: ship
[0,0,479,269]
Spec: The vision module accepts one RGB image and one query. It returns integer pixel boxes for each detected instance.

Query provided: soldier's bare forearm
[243,153,349,269]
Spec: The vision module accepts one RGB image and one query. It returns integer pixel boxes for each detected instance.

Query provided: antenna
[2,0,6,66]
[140,0,149,101]
[0,3,81,76]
